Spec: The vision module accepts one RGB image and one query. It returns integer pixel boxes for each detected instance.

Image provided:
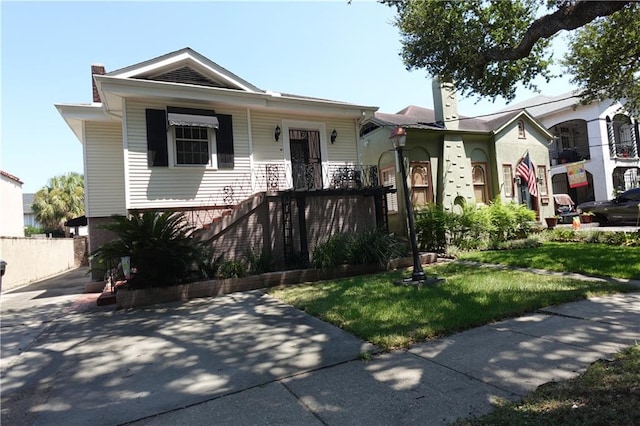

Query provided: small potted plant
[579,211,595,224]
[545,215,560,229]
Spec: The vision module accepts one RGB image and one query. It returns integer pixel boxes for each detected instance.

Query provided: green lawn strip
[457,344,640,426]
[457,242,640,280]
[269,263,631,350]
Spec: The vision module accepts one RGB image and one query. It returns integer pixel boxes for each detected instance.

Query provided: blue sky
[1,1,575,193]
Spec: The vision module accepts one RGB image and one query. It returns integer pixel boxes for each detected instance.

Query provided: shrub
[311,230,404,268]
[544,229,640,247]
[24,226,45,237]
[311,233,352,269]
[348,230,405,265]
[414,204,454,252]
[414,199,536,253]
[245,247,275,275]
[91,210,211,288]
[217,260,249,279]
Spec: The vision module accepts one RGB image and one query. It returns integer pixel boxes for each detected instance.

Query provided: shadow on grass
[457,242,640,280]
[270,262,634,350]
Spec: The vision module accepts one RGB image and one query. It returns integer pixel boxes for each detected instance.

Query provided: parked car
[577,187,640,225]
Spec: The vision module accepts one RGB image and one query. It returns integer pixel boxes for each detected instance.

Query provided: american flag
[516,152,538,197]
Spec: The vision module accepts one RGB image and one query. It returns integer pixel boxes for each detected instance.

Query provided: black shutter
[146,109,168,167]
[216,114,234,169]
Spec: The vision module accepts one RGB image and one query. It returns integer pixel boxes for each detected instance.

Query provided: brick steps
[96,282,116,306]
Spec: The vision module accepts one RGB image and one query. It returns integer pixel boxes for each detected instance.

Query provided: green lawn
[269,262,632,350]
[457,242,640,280]
[457,344,640,426]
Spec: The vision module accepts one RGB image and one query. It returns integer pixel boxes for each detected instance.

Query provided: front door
[290,129,322,190]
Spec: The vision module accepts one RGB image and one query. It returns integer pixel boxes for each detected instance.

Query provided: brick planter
[115,254,438,309]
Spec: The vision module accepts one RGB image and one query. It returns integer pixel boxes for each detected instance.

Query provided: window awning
[168,112,219,128]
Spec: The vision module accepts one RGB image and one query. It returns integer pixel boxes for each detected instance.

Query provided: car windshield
[619,188,640,201]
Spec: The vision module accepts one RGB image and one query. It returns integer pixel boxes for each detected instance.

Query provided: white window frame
[517,120,526,139]
[167,125,218,169]
[381,165,398,212]
[537,165,548,196]
[502,164,514,198]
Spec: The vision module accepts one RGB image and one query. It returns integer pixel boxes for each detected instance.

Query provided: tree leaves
[384,0,636,112]
[31,172,84,232]
[563,3,640,115]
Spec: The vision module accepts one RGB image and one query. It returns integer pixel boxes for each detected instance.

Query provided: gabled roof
[107,47,263,93]
[57,48,378,143]
[489,91,583,118]
[364,105,553,139]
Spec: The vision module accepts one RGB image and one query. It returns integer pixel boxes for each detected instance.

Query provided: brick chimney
[432,77,459,130]
[91,64,106,103]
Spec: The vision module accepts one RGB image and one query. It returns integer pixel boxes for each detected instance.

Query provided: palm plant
[91,210,211,288]
[31,172,84,233]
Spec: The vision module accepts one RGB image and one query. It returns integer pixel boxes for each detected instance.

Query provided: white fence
[0,237,79,291]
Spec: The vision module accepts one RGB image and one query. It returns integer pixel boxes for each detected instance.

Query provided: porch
[181,163,381,228]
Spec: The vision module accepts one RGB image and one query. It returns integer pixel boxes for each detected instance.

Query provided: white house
[494,92,639,205]
[23,193,40,229]
[1,171,25,237]
[56,48,384,273]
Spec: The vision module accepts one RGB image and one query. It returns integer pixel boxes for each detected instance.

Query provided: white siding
[250,111,360,190]
[123,102,362,208]
[85,121,127,217]
[125,99,251,209]
[251,111,359,164]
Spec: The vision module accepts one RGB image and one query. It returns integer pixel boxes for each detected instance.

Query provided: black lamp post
[390,126,427,283]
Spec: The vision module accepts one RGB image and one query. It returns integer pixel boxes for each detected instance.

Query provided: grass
[457,344,640,426]
[456,242,640,280]
[269,262,633,350]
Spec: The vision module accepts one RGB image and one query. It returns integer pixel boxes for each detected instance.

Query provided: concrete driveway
[2,267,639,425]
[1,268,372,425]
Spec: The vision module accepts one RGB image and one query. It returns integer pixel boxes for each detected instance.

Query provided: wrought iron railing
[184,163,380,226]
[549,147,590,165]
[611,142,638,159]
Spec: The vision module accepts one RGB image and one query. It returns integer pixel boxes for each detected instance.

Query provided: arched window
[610,114,638,158]
[517,120,526,138]
[472,162,489,204]
[410,162,433,206]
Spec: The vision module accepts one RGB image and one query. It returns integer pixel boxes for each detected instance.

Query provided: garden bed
[115,253,437,309]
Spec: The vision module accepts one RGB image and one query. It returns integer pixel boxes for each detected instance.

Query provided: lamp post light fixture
[389,126,429,284]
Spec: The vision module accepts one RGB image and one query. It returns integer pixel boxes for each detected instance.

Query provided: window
[145,107,235,169]
[502,165,514,197]
[536,165,548,196]
[381,166,398,212]
[518,120,526,139]
[472,162,489,204]
[410,162,433,206]
[175,126,211,165]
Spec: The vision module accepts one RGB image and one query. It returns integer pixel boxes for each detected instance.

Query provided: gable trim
[108,49,261,93]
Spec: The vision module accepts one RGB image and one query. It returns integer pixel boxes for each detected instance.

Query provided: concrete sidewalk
[128,293,640,426]
[1,267,639,426]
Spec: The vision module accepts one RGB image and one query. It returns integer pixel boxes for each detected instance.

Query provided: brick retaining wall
[116,253,438,309]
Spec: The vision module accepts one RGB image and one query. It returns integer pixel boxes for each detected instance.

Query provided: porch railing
[199,163,379,207]
[549,147,590,165]
[182,163,379,228]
